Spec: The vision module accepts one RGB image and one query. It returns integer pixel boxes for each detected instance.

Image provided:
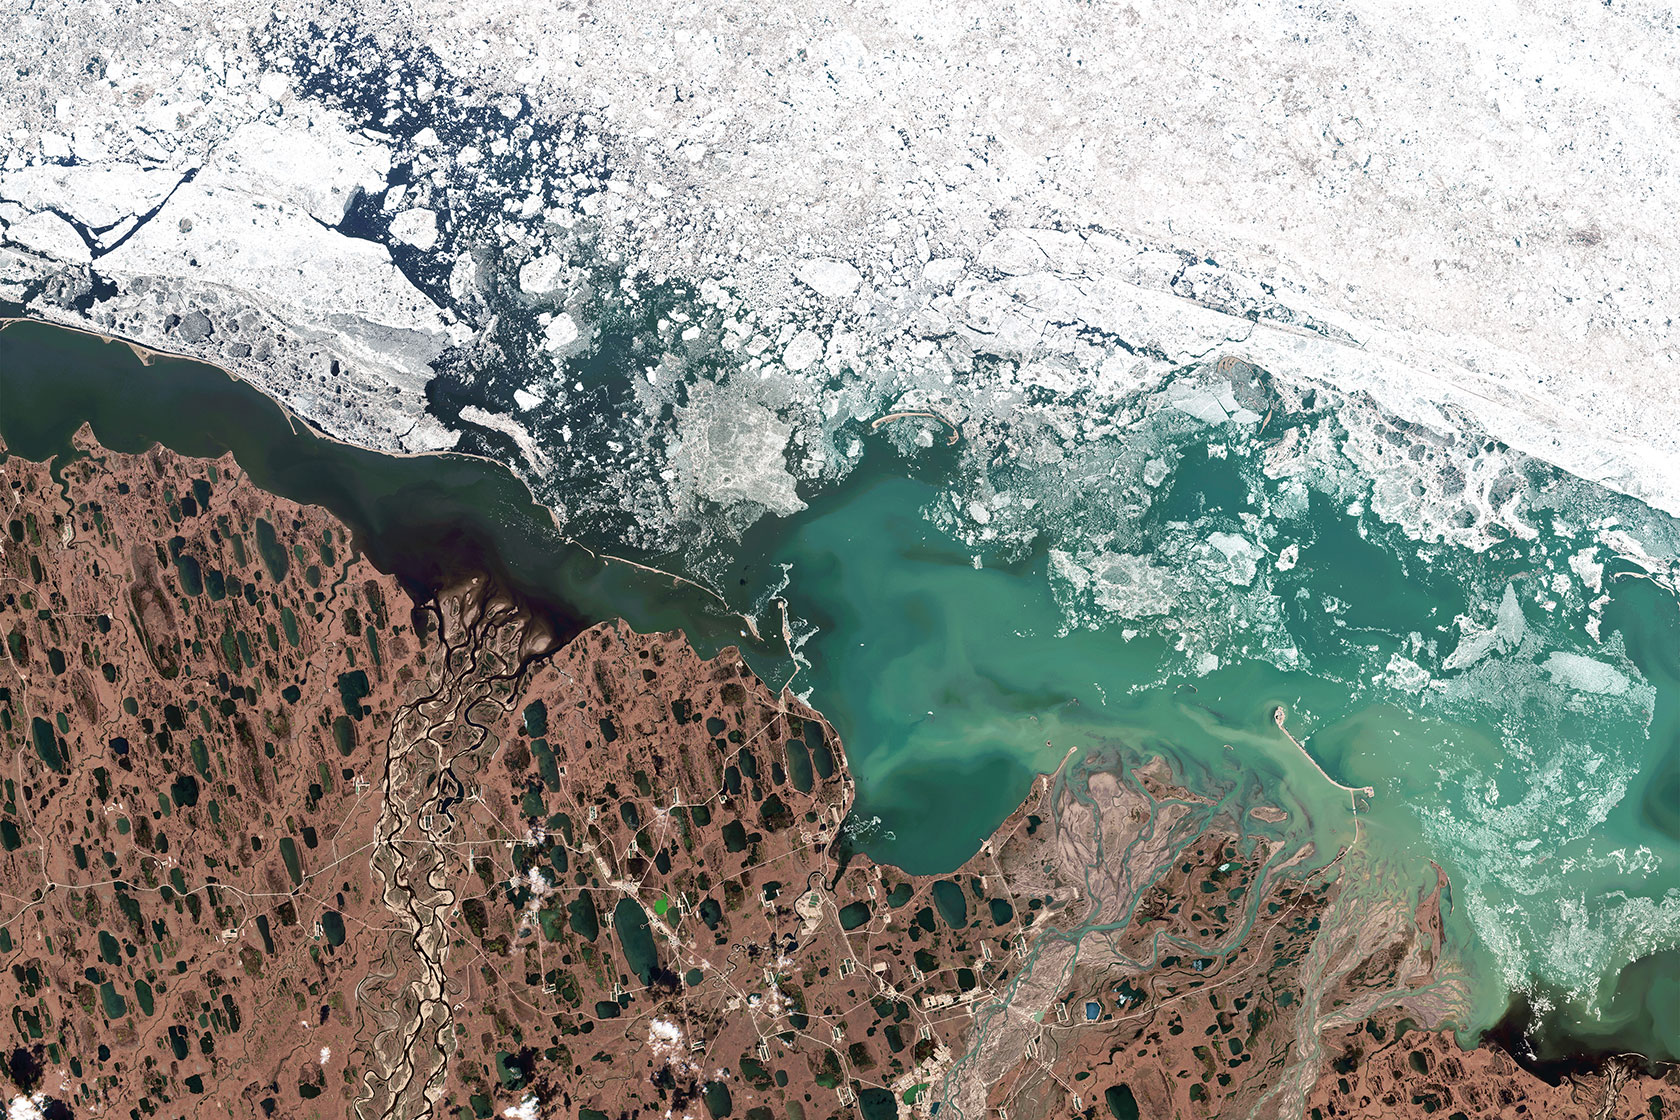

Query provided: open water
[3,317,1676,1067]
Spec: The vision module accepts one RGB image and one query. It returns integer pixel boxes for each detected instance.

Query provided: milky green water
[720,456,1680,1062]
[3,319,1676,1063]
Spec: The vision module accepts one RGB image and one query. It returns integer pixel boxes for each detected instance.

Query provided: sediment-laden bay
[3,316,1677,1071]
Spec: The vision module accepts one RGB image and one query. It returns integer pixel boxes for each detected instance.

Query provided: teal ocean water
[3,319,1676,1064]
[740,464,1680,1064]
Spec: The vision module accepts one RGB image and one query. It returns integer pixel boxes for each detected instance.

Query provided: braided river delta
[3,317,1677,1072]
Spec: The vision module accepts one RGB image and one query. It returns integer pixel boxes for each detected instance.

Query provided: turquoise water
[732,456,1680,1061]
[3,319,1677,1062]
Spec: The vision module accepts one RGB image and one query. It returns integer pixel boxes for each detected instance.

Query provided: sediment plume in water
[2,425,1674,1117]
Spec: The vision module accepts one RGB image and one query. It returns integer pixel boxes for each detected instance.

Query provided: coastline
[4,312,1679,1080]
[4,422,1670,1116]
[0,313,772,643]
